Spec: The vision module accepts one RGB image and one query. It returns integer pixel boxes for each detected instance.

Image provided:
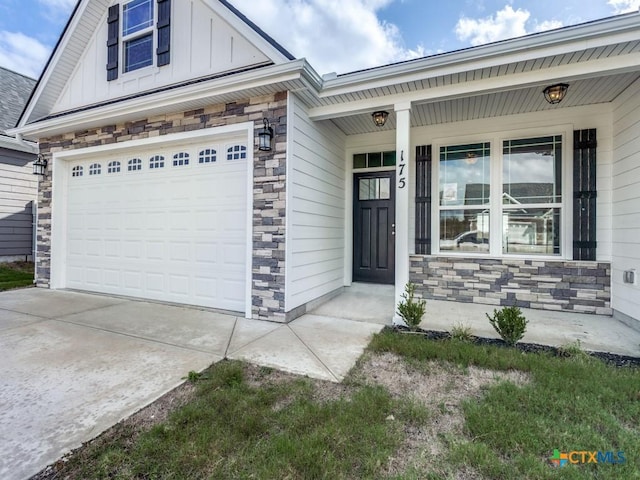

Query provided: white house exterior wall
[612,77,640,323]
[285,94,347,313]
[52,0,271,114]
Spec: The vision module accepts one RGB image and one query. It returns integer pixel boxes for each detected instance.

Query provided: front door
[353,172,396,284]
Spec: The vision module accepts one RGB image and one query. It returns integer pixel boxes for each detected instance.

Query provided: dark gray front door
[353,172,395,284]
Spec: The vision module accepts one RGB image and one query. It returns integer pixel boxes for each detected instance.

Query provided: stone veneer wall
[410,256,612,315]
[36,92,288,322]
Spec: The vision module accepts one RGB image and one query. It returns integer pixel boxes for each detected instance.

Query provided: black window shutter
[415,145,432,255]
[573,129,597,260]
[106,4,120,81]
[157,0,171,66]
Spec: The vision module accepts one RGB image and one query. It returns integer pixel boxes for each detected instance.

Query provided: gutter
[0,134,38,154]
[10,59,322,139]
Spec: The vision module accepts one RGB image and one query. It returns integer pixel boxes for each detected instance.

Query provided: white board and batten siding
[612,77,640,322]
[51,128,253,314]
[0,149,37,259]
[286,95,347,311]
[53,0,271,114]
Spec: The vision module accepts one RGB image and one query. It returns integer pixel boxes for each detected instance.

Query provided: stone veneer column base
[410,256,611,315]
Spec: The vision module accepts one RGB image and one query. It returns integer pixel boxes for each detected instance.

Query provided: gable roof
[0,67,36,134]
[17,0,296,129]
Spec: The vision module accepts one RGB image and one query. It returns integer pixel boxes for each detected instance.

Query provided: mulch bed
[390,326,640,368]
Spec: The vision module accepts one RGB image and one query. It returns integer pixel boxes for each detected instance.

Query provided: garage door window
[128,158,142,171]
[227,145,247,161]
[72,166,83,177]
[149,155,165,169]
[89,163,102,176]
[108,161,121,173]
[173,152,189,166]
[199,149,217,164]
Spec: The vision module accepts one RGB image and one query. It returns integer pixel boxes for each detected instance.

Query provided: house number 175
[398,150,407,189]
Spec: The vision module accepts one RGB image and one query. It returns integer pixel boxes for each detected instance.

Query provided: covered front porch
[288,12,640,327]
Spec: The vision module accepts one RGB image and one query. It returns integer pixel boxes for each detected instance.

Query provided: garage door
[64,137,249,312]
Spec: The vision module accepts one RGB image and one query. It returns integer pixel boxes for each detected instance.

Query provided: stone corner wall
[410,255,612,316]
[36,91,289,322]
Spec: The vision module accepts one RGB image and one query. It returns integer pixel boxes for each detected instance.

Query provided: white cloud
[608,0,640,13]
[0,31,49,78]
[230,0,424,75]
[455,5,566,46]
[38,0,76,10]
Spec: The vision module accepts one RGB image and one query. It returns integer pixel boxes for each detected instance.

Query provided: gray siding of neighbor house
[0,147,37,259]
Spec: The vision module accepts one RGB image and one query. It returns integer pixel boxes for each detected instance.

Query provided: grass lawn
[38,330,639,480]
[0,261,34,291]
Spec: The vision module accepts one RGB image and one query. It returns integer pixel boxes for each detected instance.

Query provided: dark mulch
[391,326,640,368]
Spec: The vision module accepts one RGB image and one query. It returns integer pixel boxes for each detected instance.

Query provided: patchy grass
[35,330,639,480]
[0,261,34,291]
[370,330,640,479]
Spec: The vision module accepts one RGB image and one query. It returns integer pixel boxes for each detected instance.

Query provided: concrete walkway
[313,283,640,357]
[0,288,382,480]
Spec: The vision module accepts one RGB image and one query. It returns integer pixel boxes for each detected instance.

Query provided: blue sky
[0,0,638,79]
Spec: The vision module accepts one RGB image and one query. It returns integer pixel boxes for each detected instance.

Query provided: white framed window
[173,152,189,167]
[72,166,83,177]
[435,134,565,258]
[149,155,165,169]
[122,0,154,73]
[199,148,217,164]
[107,161,121,173]
[438,143,491,254]
[502,136,562,256]
[89,163,102,176]
[227,145,247,161]
[128,158,142,171]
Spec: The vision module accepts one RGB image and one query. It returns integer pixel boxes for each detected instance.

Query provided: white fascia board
[308,51,640,120]
[18,0,94,128]
[0,134,38,154]
[11,60,313,139]
[321,13,640,98]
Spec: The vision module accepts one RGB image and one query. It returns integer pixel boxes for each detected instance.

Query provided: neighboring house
[0,66,38,262]
[11,1,640,328]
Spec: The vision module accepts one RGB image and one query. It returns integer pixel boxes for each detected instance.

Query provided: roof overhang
[10,60,322,139]
[0,134,38,154]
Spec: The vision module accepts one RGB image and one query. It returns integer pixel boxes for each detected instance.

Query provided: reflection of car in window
[440,230,489,250]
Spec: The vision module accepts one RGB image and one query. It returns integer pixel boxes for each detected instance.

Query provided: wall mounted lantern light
[258,118,274,151]
[33,154,48,176]
[543,83,569,105]
[372,110,389,127]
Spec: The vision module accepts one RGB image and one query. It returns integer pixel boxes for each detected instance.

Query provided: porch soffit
[305,42,640,121]
[328,71,640,136]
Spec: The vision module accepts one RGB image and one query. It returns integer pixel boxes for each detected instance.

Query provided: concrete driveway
[0,288,382,480]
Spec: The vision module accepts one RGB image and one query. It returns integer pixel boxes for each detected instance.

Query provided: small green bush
[397,283,426,331]
[486,306,528,346]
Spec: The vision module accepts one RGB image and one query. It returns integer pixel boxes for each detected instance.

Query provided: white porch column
[394,102,411,321]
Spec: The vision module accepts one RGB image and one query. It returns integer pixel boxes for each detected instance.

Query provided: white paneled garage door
[64,137,249,312]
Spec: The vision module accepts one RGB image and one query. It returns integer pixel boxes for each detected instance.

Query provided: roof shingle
[0,66,36,134]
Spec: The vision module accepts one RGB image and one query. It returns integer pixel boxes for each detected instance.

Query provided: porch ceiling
[328,71,640,136]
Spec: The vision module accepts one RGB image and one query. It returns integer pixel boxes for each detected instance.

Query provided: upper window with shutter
[107,0,171,80]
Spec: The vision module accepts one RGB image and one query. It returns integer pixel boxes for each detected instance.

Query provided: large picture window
[436,135,563,257]
[502,136,562,255]
[439,143,490,253]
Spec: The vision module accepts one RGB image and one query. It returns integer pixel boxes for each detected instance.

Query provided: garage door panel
[64,139,248,313]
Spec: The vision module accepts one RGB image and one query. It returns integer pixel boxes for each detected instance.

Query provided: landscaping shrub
[397,283,426,331]
[486,306,528,346]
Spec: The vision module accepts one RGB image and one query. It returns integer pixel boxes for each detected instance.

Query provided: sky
[0,0,638,79]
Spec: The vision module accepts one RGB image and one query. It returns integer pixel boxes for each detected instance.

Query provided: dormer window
[123,0,154,73]
[106,0,171,81]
